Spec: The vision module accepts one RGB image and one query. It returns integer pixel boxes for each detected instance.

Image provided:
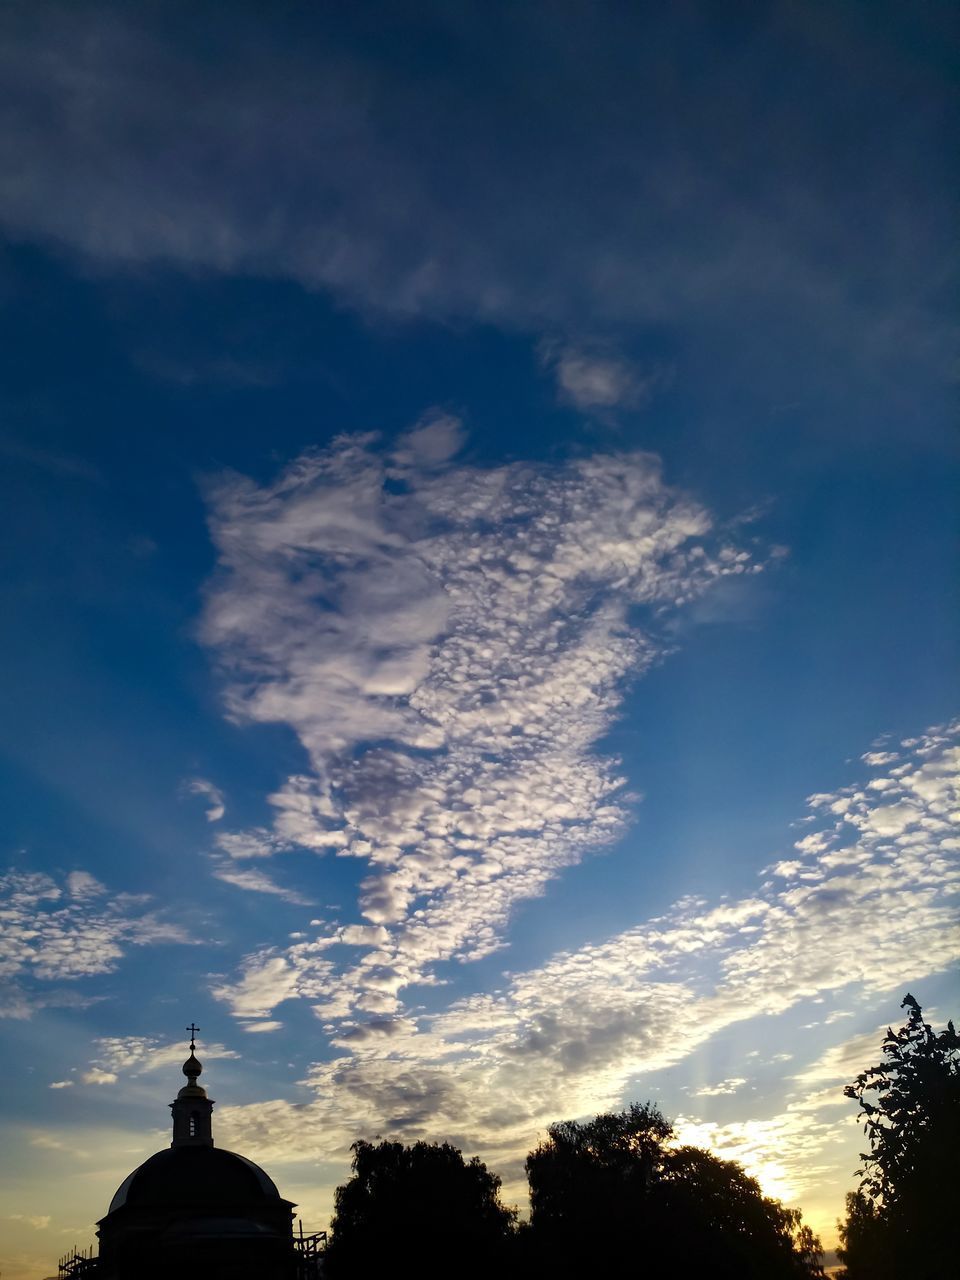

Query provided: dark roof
[106,1145,284,1215]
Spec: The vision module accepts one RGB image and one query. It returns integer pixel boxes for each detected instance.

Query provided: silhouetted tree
[837,1190,890,1280]
[526,1102,822,1278]
[659,1145,823,1279]
[526,1101,671,1240]
[325,1138,516,1279]
[838,993,959,1280]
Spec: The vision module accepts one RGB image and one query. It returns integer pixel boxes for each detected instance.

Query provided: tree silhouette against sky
[325,1138,515,1279]
[526,1102,822,1278]
[838,993,959,1280]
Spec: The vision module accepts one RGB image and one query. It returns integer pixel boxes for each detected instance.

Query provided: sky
[0,1,957,1275]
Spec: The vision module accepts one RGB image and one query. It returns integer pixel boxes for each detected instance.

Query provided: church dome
[108,1144,282,1214]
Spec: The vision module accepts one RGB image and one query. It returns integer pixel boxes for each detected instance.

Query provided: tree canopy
[526,1102,822,1278]
[325,1104,825,1278]
[838,992,959,1280]
[325,1138,515,1278]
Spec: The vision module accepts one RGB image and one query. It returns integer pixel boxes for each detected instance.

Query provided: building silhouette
[56,1029,324,1280]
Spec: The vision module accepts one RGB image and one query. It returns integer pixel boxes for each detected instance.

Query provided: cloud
[211,947,334,1024]
[184,777,226,822]
[0,871,192,1016]
[6,1214,51,1230]
[214,829,287,859]
[0,3,950,378]
[393,412,466,467]
[85,1035,239,1079]
[689,1078,747,1098]
[202,431,763,1023]
[210,859,314,905]
[48,1080,73,1089]
[213,720,958,1217]
[66,871,106,900]
[81,1068,118,1086]
[671,1111,840,1208]
[787,1026,889,1096]
[541,341,660,412]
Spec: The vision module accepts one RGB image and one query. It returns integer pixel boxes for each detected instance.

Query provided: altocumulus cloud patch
[205,721,959,1209]
[200,426,764,1025]
[0,871,191,1019]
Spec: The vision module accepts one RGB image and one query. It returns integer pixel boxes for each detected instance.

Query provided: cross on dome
[181,1025,204,1090]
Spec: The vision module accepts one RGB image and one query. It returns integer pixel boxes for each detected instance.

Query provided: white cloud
[787,1026,889,1095]
[81,1069,118,1085]
[541,342,658,412]
[392,412,465,467]
[210,945,335,1024]
[337,925,391,946]
[184,777,226,822]
[86,1035,239,1079]
[689,1077,748,1097]
[214,829,287,859]
[48,1080,73,1089]
[66,871,106,900]
[7,1214,51,1230]
[211,720,958,1228]
[210,859,314,905]
[203,432,762,1023]
[0,871,192,1015]
[672,1111,838,1207]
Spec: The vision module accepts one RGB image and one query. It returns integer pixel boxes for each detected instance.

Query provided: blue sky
[1,2,957,1275]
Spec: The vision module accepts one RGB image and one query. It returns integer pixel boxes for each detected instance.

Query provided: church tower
[94,1027,302,1280]
[169,1024,214,1147]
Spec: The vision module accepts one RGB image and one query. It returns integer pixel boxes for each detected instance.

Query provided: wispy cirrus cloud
[209,859,314,905]
[202,427,762,1024]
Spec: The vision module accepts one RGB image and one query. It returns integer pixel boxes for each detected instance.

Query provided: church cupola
[170,1024,215,1148]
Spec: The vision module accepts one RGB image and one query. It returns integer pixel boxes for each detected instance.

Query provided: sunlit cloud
[201,431,763,1025]
[79,1036,240,1085]
[81,1069,118,1086]
[0,871,192,1018]
[214,721,958,1212]
[6,1214,51,1230]
[688,1078,748,1097]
